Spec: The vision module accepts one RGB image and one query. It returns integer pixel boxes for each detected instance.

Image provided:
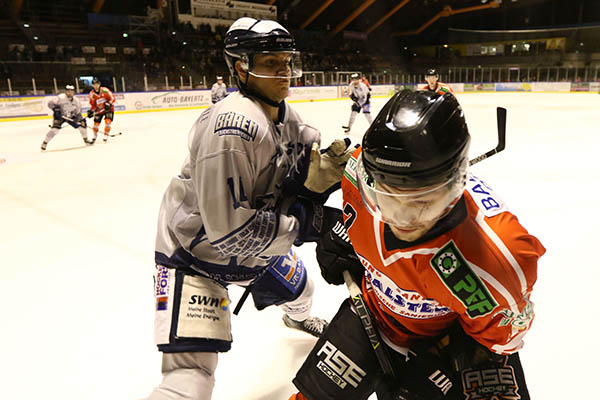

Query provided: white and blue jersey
[211,82,227,103]
[155,91,321,286]
[48,93,84,121]
[348,81,371,113]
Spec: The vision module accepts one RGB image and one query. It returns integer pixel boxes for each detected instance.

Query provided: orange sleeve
[454,214,545,354]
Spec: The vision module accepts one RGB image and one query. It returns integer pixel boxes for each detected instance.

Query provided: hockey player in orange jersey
[420,68,454,95]
[291,90,545,399]
[87,77,116,143]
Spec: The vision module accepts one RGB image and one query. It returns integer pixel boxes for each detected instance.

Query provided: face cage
[239,51,302,79]
[356,154,467,229]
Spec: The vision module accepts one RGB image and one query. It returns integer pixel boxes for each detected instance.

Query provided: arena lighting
[33,36,39,40]
[122,33,128,38]
[23,23,29,28]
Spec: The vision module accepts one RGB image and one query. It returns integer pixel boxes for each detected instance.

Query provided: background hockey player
[343,73,372,134]
[146,17,353,400]
[420,68,454,95]
[211,75,227,103]
[87,77,116,143]
[291,90,545,400]
[41,84,90,151]
[360,73,371,91]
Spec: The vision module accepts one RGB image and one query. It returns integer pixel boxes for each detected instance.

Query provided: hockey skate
[342,125,350,133]
[40,141,47,151]
[103,134,108,143]
[282,314,328,338]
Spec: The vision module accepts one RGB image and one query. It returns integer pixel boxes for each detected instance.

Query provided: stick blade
[496,107,507,152]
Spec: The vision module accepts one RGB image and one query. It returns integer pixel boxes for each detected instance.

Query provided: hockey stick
[47,122,122,137]
[343,270,396,377]
[469,107,506,166]
[65,115,123,137]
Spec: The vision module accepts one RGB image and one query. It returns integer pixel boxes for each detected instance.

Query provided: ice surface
[1,92,599,399]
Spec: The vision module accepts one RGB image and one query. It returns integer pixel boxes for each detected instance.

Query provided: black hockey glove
[87,109,94,119]
[287,197,342,245]
[104,102,112,112]
[52,107,62,120]
[316,220,364,285]
[433,324,507,373]
[350,93,358,102]
[377,346,458,400]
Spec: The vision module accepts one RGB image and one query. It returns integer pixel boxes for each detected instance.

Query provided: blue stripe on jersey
[155,249,269,284]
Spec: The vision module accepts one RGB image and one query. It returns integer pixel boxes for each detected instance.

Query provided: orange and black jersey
[342,148,545,355]
[89,87,116,114]
[419,82,453,96]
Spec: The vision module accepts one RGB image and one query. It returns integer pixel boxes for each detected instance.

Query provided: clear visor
[356,154,466,230]
[244,51,302,79]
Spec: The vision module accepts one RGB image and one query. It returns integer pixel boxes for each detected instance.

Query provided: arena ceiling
[263,0,600,41]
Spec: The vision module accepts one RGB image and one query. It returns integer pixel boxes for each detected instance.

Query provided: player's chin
[389,225,428,242]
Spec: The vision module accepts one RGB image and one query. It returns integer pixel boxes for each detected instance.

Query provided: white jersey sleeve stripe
[491,328,527,354]
[475,210,528,295]
[469,261,519,315]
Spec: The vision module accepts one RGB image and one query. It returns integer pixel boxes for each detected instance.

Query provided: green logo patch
[430,241,498,318]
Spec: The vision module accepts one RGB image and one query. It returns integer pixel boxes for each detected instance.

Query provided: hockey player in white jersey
[343,73,372,134]
[41,85,90,150]
[210,75,227,103]
[146,17,353,400]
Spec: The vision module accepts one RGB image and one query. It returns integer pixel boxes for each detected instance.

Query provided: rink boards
[1,81,598,121]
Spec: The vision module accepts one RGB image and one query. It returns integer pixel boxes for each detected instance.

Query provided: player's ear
[235,60,247,81]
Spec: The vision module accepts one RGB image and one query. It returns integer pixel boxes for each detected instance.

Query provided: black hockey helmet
[361,89,470,188]
[92,77,100,84]
[425,68,438,77]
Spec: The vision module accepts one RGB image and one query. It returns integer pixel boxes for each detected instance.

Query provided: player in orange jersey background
[291,90,545,400]
[420,68,454,96]
[87,77,116,143]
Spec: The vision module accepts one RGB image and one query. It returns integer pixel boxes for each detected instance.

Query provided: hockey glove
[288,197,342,245]
[52,107,62,120]
[377,346,457,400]
[104,102,112,112]
[433,324,507,373]
[87,110,94,119]
[350,94,358,102]
[282,138,355,203]
[304,138,355,195]
[316,220,364,285]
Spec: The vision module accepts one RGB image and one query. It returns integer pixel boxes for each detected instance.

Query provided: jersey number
[227,177,248,209]
[343,203,357,230]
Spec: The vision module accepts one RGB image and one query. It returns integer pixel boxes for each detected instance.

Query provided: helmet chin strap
[238,73,283,108]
